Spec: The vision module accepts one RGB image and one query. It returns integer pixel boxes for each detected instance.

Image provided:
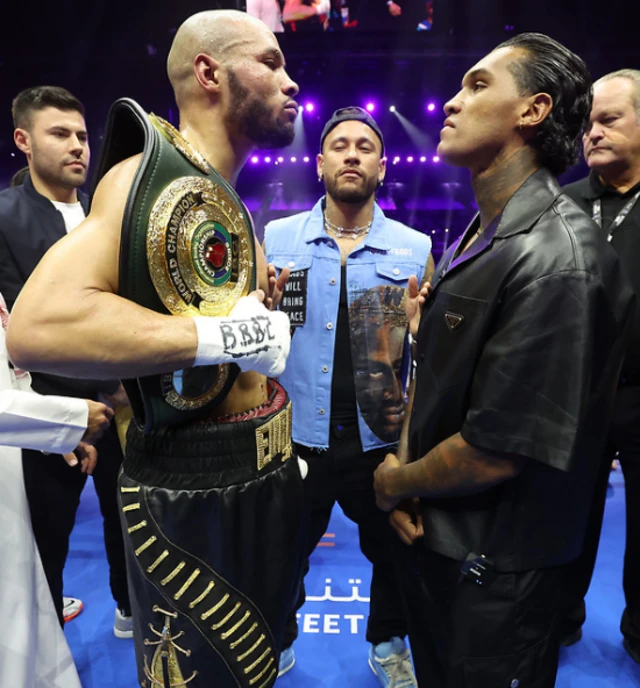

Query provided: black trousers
[22,422,129,627]
[560,384,640,649]
[283,424,408,649]
[395,541,565,688]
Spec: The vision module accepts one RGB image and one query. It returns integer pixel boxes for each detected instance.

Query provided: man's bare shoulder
[90,154,143,222]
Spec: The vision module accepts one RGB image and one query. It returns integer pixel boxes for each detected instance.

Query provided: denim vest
[265,199,432,450]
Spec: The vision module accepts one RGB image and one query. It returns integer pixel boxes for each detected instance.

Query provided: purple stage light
[277,156,284,163]
[264,156,272,163]
[419,156,427,163]
[250,156,259,164]
[392,156,400,165]
[365,102,376,113]
[304,102,315,113]
[290,156,297,163]
[303,156,310,163]
[432,155,440,163]
[426,102,436,113]
[407,156,414,163]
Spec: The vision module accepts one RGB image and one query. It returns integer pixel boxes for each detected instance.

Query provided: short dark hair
[12,86,85,131]
[496,33,592,176]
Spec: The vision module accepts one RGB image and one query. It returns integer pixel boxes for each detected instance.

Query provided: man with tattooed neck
[560,69,640,662]
[373,33,635,687]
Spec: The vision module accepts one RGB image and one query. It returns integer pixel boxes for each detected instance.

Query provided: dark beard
[226,69,295,149]
[324,171,379,204]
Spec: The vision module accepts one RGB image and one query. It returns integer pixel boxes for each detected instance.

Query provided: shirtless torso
[7,11,306,688]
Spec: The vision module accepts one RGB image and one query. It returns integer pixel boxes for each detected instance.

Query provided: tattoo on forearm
[411,432,523,498]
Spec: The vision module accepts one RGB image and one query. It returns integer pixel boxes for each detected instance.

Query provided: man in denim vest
[265,106,433,686]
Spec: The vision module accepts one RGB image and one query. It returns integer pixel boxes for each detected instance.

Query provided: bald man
[8,11,304,688]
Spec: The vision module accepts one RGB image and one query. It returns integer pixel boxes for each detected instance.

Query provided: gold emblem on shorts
[143,607,197,687]
[255,402,293,471]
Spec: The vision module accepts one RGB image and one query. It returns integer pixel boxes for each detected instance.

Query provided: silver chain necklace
[324,213,373,240]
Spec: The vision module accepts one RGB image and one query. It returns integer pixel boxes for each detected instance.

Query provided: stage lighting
[432,156,440,163]
[290,157,297,163]
[303,156,310,163]
[420,156,427,163]
[305,102,315,113]
[277,157,284,163]
[264,156,272,163]
[389,105,396,113]
[426,102,436,113]
[407,156,414,163]
[250,156,259,164]
[366,102,376,113]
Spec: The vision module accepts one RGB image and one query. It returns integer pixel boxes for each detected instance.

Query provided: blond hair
[595,69,640,119]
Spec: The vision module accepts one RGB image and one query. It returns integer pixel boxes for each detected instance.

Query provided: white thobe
[0,325,87,688]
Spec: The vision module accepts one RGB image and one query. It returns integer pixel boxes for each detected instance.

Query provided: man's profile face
[318,120,385,204]
[15,107,89,189]
[583,78,640,178]
[224,26,299,149]
[437,47,530,171]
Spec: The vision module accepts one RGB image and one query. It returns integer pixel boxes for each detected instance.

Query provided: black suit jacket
[0,173,119,398]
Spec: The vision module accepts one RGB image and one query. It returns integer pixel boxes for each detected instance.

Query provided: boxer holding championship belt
[7,13,306,687]
[1,11,304,688]
[95,99,303,688]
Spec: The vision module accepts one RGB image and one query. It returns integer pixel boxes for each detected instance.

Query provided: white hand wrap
[193,296,291,377]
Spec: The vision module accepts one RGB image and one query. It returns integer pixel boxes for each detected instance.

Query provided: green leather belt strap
[93,98,257,432]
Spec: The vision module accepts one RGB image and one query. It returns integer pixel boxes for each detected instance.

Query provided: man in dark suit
[0,86,132,636]
[560,69,640,664]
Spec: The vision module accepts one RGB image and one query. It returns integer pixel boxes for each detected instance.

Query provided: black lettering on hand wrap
[220,316,277,359]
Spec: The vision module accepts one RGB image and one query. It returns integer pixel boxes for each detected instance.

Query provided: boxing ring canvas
[65,473,640,687]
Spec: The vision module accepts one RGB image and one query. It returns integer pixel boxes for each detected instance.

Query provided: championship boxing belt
[93,99,256,431]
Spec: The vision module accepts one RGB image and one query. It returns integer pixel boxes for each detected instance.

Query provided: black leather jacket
[410,168,635,571]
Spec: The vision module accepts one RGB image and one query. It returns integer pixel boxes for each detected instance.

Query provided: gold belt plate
[147,176,255,317]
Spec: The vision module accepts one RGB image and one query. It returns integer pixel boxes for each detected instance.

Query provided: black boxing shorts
[118,381,305,688]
